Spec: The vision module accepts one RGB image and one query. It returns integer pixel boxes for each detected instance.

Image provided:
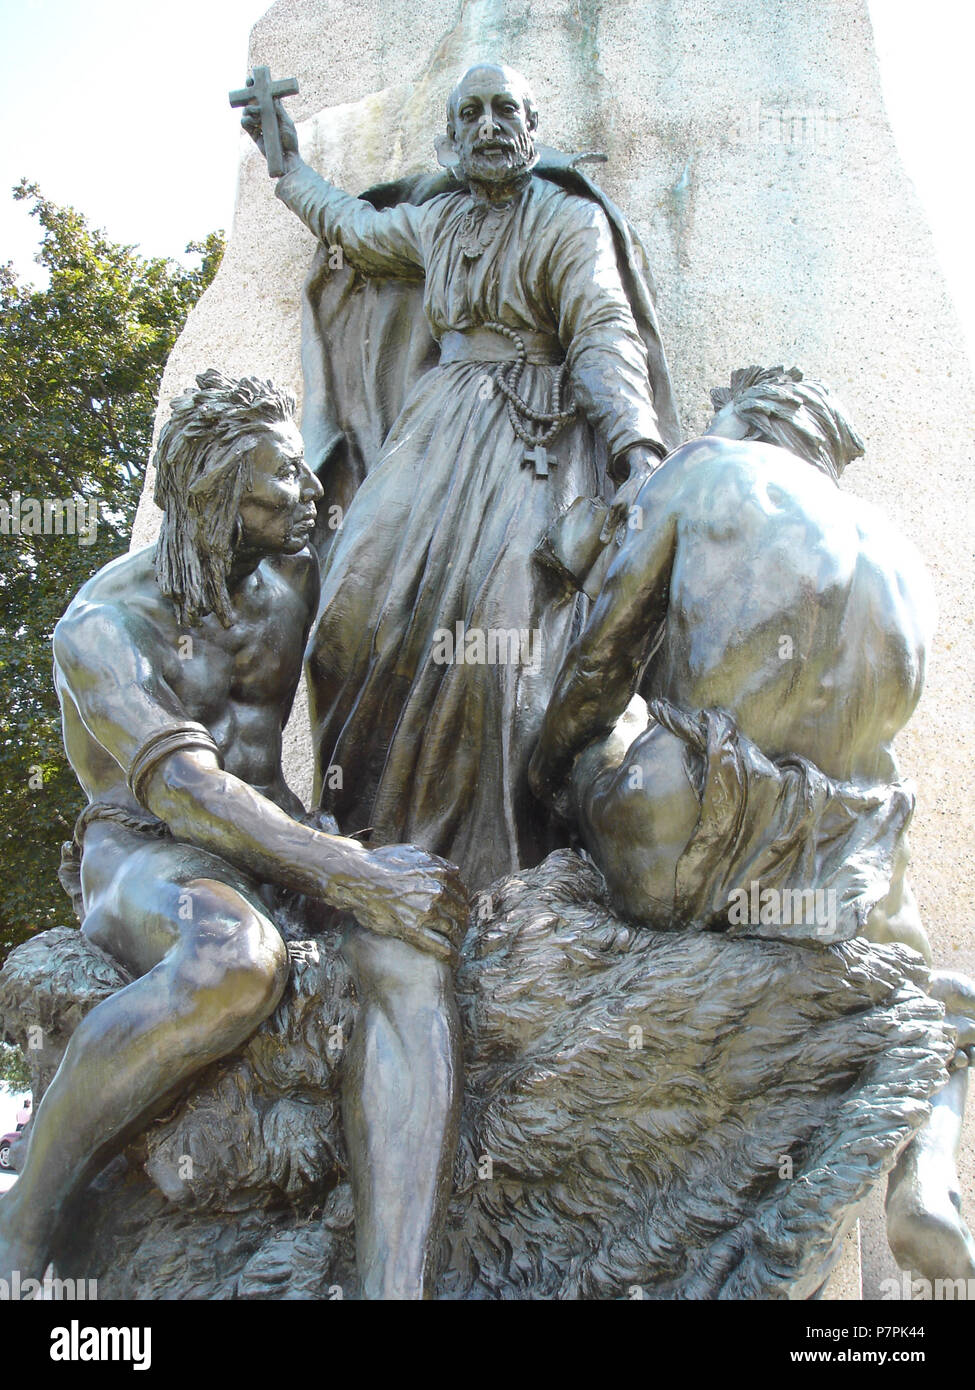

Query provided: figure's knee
[79,904,115,957]
[176,880,289,1025]
[576,753,652,889]
[342,925,453,1011]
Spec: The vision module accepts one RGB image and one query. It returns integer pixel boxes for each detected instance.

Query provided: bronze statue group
[0,63,971,1300]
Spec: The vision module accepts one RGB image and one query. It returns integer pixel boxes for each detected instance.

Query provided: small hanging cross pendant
[524,443,554,478]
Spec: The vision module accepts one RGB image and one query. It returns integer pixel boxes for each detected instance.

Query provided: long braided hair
[153,369,296,627]
[710,366,865,481]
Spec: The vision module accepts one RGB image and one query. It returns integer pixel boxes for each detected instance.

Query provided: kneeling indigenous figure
[530,366,975,1281]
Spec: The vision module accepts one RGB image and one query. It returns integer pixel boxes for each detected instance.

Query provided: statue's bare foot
[886,1064,975,1285]
[887,1174,975,1284]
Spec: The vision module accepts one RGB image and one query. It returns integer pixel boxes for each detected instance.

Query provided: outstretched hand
[355,843,470,966]
[241,97,301,173]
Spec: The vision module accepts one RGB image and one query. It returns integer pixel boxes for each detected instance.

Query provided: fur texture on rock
[0,851,952,1299]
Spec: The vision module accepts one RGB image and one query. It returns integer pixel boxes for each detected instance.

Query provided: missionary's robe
[277,160,679,890]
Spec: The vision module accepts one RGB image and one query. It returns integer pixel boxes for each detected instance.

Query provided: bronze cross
[229,66,300,178]
[524,443,555,478]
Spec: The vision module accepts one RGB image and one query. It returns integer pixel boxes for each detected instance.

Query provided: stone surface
[129,0,975,1291]
[823,1224,863,1302]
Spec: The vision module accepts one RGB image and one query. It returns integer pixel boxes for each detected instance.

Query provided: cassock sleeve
[549,198,665,462]
[276,163,426,277]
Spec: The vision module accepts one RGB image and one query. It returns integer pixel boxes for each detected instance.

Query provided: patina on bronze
[530,366,975,1279]
[0,46,965,1301]
[531,367,931,936]
[242,63,681,893]
[229,67,299,178]
[0,371,467,1301]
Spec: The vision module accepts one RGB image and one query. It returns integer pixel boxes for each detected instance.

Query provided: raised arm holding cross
[229,66,299,177]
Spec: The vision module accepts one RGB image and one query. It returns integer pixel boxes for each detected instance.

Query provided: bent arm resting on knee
[52,605,467,960]
[143,751,467,964]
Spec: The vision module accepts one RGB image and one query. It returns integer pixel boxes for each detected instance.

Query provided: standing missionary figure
[243,62,680,891]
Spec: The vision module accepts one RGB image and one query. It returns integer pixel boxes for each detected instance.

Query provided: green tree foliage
[0,182,224,963]
[0,1041,31,1091]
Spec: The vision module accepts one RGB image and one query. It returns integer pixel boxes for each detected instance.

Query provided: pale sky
[0,0,972,361]
[0,0,269,272]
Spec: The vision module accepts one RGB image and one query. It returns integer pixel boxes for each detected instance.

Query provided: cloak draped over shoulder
[277,156,680,890]
[649,700,915,943]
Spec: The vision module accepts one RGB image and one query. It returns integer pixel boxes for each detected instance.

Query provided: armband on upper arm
[127,723,223,810]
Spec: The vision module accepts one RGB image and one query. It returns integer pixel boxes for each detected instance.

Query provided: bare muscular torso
[56,544,317,817]
[540,435,936,943]
[644,437,934,783]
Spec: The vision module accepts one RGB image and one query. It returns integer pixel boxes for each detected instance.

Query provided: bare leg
[340,923,462,1299]
[861,836,933,965]
[886,1068,975,1282]
[885,971,975,1282]
[0,874,288,1282]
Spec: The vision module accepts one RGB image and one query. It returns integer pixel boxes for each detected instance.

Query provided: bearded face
[447,65,538,186]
